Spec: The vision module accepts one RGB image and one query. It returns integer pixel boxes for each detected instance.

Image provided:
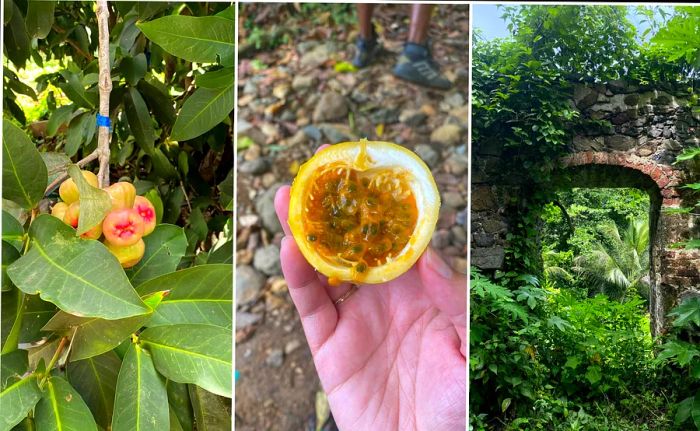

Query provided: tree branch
[44,150,99,195]
[96,0,112,188]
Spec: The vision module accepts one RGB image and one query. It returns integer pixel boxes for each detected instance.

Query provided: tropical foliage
[1,2,233,430]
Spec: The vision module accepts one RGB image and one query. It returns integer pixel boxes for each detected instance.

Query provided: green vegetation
[472,5,700,430]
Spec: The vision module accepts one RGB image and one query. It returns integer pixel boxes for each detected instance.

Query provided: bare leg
[408,4,433,44]
[357,4,376,40]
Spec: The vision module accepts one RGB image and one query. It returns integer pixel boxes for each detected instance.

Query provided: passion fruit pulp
[288,140,440,285]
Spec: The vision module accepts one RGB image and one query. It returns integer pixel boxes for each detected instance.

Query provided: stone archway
[557,151,697,335]
[471,80,700,335]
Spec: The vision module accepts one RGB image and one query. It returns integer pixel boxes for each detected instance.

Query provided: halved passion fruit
[288,140,440,285]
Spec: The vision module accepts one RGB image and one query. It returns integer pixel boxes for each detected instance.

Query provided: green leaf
[67,165,112,235]
[196,67,234,89]
[564,356,581,369]
[171,82,234,141]
[119,54,147,86]
[140,324,232,397]
[2,119,48,210]
[142,265,232,329]
[150,147,178,178]
[670,298,700,328]
[0,289,20,350]
[35,376,98,431]
[59,71,96,109]
[207,240,232,264]
[40,152,71,186]
[584,366,602,385]
[25,0,55,39]
[675,396,693,426]
[46,105,74,137]
[165,380,194,431]
[188,384,232,430]
[112,343,169,431]
[2,211,24,252]
[65,113,91,158]
[6,215,149,320]
[67,351,121,430]
[137,79,176,127]
[137,15,234,65]
[124,87,156,154]
[501,397,512,413]
[1,350,27,390]
[675,147,700,162]
[19,294,56,344]
[126,225,188,286]
[218,169,233,211]
[4,1,31,68]
[0,374,41,431]
[2,242,21,291]
[694,392,700,429]
[42,309,152,361]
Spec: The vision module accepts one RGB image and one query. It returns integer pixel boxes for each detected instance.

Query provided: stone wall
[471,80,700,333]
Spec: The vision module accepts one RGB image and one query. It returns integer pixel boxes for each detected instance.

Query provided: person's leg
[393,4,452,90]
[358,4,375,40]
[353,4,382,68]
[407,4,432,44]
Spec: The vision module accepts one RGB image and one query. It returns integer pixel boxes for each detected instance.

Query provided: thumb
[418,248,467,357]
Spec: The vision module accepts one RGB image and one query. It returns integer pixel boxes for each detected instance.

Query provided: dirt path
[236,4,468,430]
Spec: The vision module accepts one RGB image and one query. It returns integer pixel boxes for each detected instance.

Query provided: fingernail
[427,248,453,279]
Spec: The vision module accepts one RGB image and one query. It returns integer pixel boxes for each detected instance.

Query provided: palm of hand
[315,269,466,431]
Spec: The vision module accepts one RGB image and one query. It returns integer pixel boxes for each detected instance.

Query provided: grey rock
[443,191,466,209]
[604,135,637,151]
[300,44,330,68]
[253,244,282,276]
[284,339,302,355]
[292,75,315,91]
[399,109,427,127]
[451,225,468,244]
[236,312,263,329]
[431,229,452,249]
[255,184,284,234]
[573,85,598,108]
[572,136,603,151]
[445,154,468,176]
[473,232,495,248]
[312,92,348,123]
[302,125,322,141]
[414,144,440,169]
[319,123,352,143]
[444,92,465,108]
[430,124,462,146]
[265,349,284,368]
[471,247,505,270]
[239,158,271,176]
[236,265,265,305]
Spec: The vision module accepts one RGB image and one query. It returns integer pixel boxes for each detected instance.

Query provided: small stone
[300,44,330,68]
[452,257,468,275]
[236,312,262,330]
[255,184,284,234]
[261,172,277,189]
[313,92,348,123]
[292,75,315,90]
[238,214,259,228]
[414,144,440,169]
[288,130,308,146]
[444,92,465,108]
[431,229,452,249]
[284,339,302,355]
[445,154,468,176]
[273,83,291,99]
[265,349,284,368]
[604,135,637,151]
[239,158,270,176]
[318,123,352,143]
[253,244,282,276]
[399,109,427,127]
[244,144,261,161]
[449,105,469,126]
[430,124,462,146]
[451,225,467,244]
[443,191,466,209]
[236,265,265,305]
[302,125,322,141]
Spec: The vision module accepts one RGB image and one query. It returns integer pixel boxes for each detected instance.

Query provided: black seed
[307,234,317,242]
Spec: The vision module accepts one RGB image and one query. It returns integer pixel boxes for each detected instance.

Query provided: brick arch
[552,151,697,336]
[560,151,683,207]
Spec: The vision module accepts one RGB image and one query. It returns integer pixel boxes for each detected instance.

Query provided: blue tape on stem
[96,115,111,128]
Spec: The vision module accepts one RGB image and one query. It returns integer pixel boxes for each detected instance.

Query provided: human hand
[274,172,466,430]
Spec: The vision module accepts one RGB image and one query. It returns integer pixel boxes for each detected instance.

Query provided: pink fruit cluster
[50,170,157,268]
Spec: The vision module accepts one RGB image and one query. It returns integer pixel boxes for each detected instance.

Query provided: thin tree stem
[96,0,112,188]
[44,150,99,195]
